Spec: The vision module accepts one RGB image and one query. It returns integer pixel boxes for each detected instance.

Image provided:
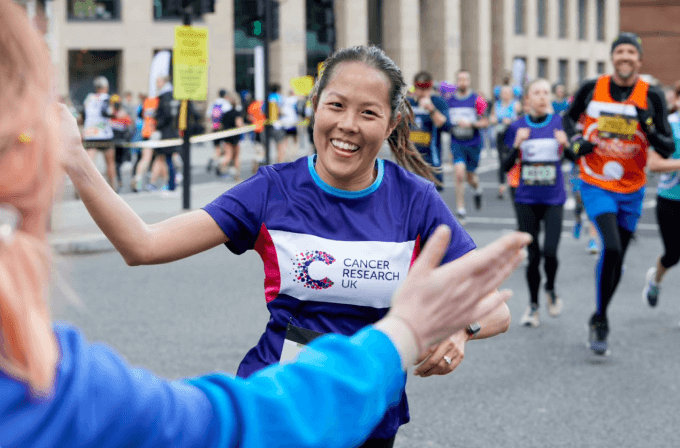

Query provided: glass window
[68,50,121,107]
[537,58,549,79]
[578,0,587,40]
[596,0,605,41]
[537,0,547,37]
[558,59,569,87]
[515,0,525,35]
[559,0,568,38]
[597,61,606,74]
[154,0,203,20]
[68,0,120,20]
[578,60,588,83]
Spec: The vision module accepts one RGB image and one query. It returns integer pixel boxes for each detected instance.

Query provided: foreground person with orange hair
[0,2,530,447]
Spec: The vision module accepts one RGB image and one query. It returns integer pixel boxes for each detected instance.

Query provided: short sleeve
[419,184,476,264]
[202,168,270,255]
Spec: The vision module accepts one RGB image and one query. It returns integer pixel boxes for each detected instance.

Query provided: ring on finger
[443,356,452,365]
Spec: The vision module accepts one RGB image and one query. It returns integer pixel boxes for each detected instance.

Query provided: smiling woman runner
[62,45,514,447]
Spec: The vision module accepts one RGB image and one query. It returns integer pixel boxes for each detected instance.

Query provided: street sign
[173,26,208,101]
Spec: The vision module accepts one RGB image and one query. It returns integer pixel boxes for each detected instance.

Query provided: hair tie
[0,204,20,248]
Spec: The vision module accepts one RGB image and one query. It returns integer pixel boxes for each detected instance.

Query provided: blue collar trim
[307,155,384,199]
[524,114,553,129]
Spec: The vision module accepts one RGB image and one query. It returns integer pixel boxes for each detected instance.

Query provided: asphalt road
[53,145,680,448]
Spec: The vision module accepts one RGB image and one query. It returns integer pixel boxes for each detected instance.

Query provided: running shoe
[145,184,157,192]
[642,267,660,308]
[474,190,483,210]
[456,209,466,225]
[573,221,582,239]
[588,314,609,356]
[587,239,599,254]
[545,290,563,317]
[520,306,540,328]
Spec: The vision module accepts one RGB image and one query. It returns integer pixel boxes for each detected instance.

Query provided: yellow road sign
[173,26,208,101]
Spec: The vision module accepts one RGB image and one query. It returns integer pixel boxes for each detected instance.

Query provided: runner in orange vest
[133,96,160,192]
[562,33,675,355]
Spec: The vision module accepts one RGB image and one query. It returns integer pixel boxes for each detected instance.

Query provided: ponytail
[387,99,442,186]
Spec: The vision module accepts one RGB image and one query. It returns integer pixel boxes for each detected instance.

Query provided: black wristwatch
[466,321,481,338]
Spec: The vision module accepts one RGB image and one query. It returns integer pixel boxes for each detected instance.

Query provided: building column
[270,0,306,91]
[382,0,420,85]
[205,0,235,97]
[420,0,460,83]
[460,0,493,95]
[336,0,368,48]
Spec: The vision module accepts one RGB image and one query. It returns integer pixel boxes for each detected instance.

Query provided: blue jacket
[0,323,405,448]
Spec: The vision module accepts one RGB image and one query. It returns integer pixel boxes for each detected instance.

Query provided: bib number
[410,130,432,146]
[452,126,474,140]
[279,322,324,364]
[521,162,556,186]
[597,112,638,141]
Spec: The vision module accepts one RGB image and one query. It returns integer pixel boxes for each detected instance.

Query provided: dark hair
[270,83,281,93]
[414,70,433,84]
[311,45,440,185]
[219,88,227,98]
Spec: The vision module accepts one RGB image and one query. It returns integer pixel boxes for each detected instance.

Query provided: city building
[620,0,680,87]
[43,0,619,107]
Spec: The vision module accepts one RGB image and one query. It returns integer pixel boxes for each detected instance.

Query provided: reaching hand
[413,330,467,377]
[387,225,530,356]
[53,103,86,173]
[554,129,569,147]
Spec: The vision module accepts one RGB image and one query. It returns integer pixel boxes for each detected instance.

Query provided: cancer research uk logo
[292,250,402,290]
[293,250,336,289]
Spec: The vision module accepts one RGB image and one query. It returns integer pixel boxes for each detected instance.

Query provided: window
[515,0,525,35]
[597,61,606,74]
[154,0,203,20]
[578,60,588,83]
[559,0,568,38]
[596,0,605,41]
[578,0,587,40]
[68,50,121,107]
[537,58,549,79]
[558,59,569,86]
[68,0,119,20]
[537,0,547,37]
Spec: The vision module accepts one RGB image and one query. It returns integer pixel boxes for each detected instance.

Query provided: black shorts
[224,136,240,146]
[285,127,298,137]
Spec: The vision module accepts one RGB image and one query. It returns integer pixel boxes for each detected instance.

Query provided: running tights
[515,203,563,306]
[656,196,680,269]
[593,213,634,317]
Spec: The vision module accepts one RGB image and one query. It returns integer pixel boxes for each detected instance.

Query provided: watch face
[467,322,481,335]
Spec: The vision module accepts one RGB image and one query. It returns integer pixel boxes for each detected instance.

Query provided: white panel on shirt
[449,107,478,123]
[270,230,416,309]
[585,100,637,119]
[520,138,561,162]
[412,106,430,116]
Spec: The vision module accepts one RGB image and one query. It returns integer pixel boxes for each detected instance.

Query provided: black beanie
[611,32,643,56]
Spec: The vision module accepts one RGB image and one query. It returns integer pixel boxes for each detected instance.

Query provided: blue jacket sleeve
[0,323,219,448]
[189,327,405,448]
[433,96,452,133]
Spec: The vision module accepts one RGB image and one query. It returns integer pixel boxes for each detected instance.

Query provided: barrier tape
[86,117,311,150]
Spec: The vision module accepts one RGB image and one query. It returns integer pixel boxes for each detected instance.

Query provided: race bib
[410,130,432,146]
[452,126,474,140]
[521,162,556,186]
[597,112,638,141]
[279,322,324,364]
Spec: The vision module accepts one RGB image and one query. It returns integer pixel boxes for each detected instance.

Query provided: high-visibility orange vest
[141,97,159,139]
[247,100,266,133]
[579,75,650,193]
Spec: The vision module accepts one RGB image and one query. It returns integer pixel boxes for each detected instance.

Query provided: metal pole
[263,0,272,165]
[182,4,192,210]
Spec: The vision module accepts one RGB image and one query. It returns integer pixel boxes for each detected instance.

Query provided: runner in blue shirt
[62,45,514,447]
[447,70,489,222]
[408,71,450,191]
[642,84,680,311]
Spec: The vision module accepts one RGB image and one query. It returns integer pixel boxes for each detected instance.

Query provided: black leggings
[656,196,680,269]
[593,213,634,317]
[515,203,563,306]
